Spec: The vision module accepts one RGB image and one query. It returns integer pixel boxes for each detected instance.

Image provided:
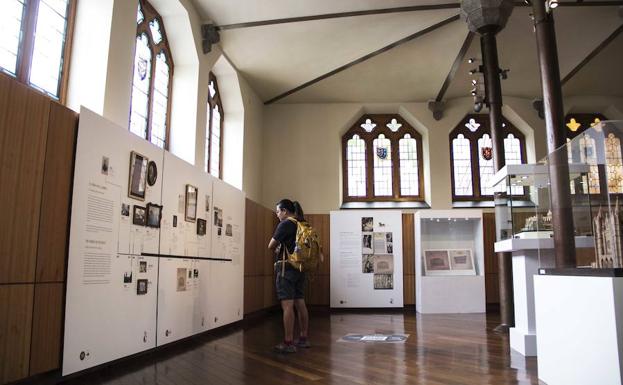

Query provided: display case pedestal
[534,273,623,385]
[495,240,552,356]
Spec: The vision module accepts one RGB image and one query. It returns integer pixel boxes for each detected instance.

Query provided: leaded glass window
[346,134,366,197]
[399,134,419,196]
[605,133,623,193]
[450,114,526,201]
[205,73,224,178]
[342,115,424,202]
[0,0,73,100]
[129,0,173,149]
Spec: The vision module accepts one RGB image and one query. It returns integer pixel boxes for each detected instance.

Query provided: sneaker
[296,339,311,348]
[274,343,297,353]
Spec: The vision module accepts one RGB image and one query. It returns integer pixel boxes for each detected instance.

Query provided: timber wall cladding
[0,74,77,384]
[243,199,279,314]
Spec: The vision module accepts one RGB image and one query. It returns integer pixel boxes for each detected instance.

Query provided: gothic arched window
[205,72,224,178]
[342,115,424,202]
[129,0,174,149]
[449,114,526,201]
[0,0,75,100]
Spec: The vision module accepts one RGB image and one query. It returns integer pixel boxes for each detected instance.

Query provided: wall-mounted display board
[414,210,485,314]
[330,210,403,308]
[63,108,245,375]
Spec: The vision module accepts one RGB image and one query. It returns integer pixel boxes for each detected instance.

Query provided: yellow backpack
[281,217,321,274]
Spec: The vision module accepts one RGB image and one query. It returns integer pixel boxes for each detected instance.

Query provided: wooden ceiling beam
[216,2,623,31]
[561,24,623,86]
[435,31,475,102]
[264,15,460,105]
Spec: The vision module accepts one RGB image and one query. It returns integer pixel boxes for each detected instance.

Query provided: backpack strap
[282,217,298,276]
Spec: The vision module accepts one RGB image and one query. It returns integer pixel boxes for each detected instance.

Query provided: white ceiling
[191,0,623,104]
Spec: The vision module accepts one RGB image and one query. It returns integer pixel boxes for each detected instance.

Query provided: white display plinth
[494,236,594,357]
[534,274,623,385]
[415,210,485,314]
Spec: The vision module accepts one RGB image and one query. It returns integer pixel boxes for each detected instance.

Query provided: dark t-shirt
[273,218,297,262]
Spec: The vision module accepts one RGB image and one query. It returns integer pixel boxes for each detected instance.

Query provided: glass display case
[491,164,553,241]
[541,120,623,270]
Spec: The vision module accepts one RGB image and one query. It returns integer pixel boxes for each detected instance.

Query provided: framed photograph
[362,233,373,254]
[225,223,232,237]
[133,205,147,226]
[137,279,148,295]
[147,161,158,186]
[373,255,394,274]
[361,217,373,232]
[373,274,393,290]
[128,151,148,200]
[197,218,207,236]
[448,249,476,275]
[185,184,198,222]
[362,254,375,273]
[423,249,451,275]
[173,215,177,227]
[213,207,223,227]
[177,268,187,291]
[139,261,147,273]
[146,203,163,228]
[121,203,130,217]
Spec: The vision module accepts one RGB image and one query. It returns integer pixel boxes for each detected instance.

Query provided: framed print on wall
[185,184,198,222]
[128,151,148,200]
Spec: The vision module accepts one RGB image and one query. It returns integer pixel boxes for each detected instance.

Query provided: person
[268,199,310,353]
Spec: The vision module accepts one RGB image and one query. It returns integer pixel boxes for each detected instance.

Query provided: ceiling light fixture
[548,0,558,9]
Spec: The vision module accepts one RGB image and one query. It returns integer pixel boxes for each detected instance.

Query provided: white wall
[65,0,266,203]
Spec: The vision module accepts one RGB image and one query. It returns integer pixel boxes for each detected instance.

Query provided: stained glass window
[450,114,526,200]
[342,115,424,202]
[605,133,623,193]
[478,134,494,196]
[1,0,73,99]
[373,134,393,196]
[579,135,600,194]
[453,134,473,196]
[129,0,173,149]
[205,73,224,178]
[129,34,151,139]
[346,134,366,197]
[0,0,25,76]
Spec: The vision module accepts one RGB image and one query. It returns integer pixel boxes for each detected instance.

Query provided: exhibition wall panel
[0,74,77,384]
[305,214,331,306]
[63,108,246,376]
[330,210,404,308]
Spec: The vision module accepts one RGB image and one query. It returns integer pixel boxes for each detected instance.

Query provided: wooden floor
[61,310,540,385]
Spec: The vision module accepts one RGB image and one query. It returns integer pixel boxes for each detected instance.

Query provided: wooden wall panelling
[243,276,253,314]
[29,283,64,375]
[0,81,50,283]
[244,200,254,277]
[36,102,78,282]
[402,214,415,305]
[0,284,34,384]
[483,213,500,304]
[264,212,275,276]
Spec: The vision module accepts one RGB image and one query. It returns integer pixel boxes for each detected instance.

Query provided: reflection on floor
[62,310,539,385]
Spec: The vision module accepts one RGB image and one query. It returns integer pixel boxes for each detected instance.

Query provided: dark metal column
[532,0,577,267]
[481,30,514,332]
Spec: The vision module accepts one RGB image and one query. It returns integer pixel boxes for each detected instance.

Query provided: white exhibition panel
[534,275,623,385]
[330,210,403,308]
[415,210,485,313]
[207,180,245,329]
[63,108,245,376]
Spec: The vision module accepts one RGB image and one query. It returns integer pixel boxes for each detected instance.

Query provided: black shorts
[275,263,306,300]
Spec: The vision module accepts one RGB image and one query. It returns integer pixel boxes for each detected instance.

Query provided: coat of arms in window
[376,147,388,159]
[481,146,493,161]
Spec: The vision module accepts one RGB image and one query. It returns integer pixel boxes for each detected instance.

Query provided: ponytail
[276,199,305,221]
[293,201,305,221]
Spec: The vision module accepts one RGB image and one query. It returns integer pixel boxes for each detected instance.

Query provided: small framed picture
[133,205,147,226]
[128,151,148,200]
[146,203,163,228]
[147,161,158,186]
[173,215,177,228]
[139,261,147,273]
[197,218,207,236]
[121,203,130,217]
[137,279,148,295]
[185,184,198,222]
[423,249,451,275]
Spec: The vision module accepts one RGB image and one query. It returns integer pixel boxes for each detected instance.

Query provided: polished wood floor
[61,310,540,385]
